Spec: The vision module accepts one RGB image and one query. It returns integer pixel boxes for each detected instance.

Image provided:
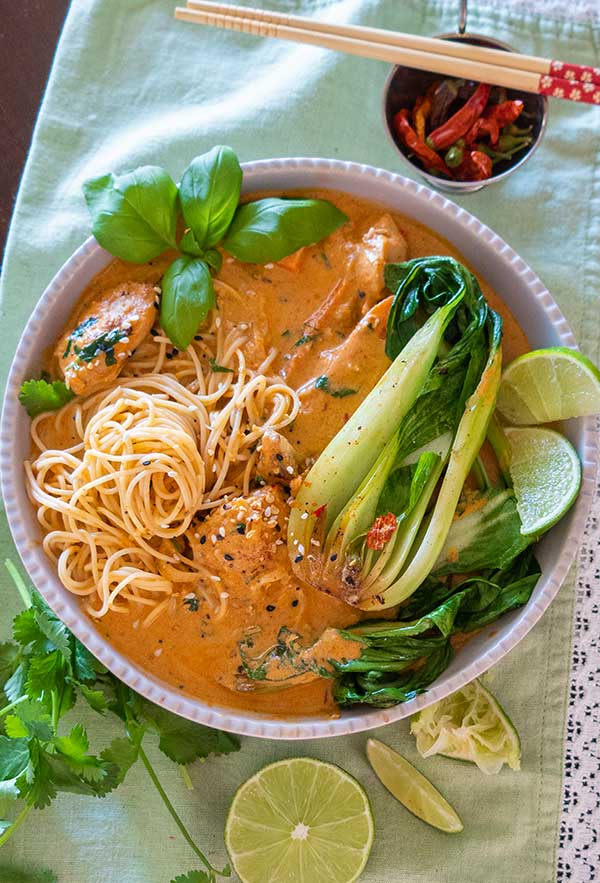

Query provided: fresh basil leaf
[179,146,242,248]
[179,229,204,257]
[160,257,215,351]
[222,198,348,263]
[83,166,178,263]
[202,248,223,273]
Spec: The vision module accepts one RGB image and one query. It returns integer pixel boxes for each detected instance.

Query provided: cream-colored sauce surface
[45,190,529,718]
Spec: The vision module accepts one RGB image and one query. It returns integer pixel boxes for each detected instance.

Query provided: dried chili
[393,109,449,176]
[426,83,491,151]
[366,512,398,551]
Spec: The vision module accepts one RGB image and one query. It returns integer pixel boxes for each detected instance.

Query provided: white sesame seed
[194,533,200,539]
[153,647,163,658]
[286,465,295,475]
[211,534,217,544]
[210,575,221,582]
[207,449,214,457]
[239,323,249,330]
[184,592,196,600]
[215,317,221,328]
[167,470,177,478]
[130,314,139,322]
[153,286,162,293]
[219,526,226,537]
[275,538,284,545]
[300,512,309,520]
[297,544,305,555]
[264,506,272,518]
[264,263,274,269]
[132,619,140,629]
[311,538,321,546]
[212,463,217,473]
[220,591,229,599]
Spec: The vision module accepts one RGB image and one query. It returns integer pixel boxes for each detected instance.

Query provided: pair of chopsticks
[174,1,600,106]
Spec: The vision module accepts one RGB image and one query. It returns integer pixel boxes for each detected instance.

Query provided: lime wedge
[225,757,374,883]
[366,738,463,833]
[496,346,600,425]
[410,679,520,775]
[504,425,581,536]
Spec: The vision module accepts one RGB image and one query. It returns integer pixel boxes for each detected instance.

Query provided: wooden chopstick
[186,0,600,87]
[174,3,600,105]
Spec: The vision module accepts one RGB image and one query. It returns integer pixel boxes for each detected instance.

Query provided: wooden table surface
[0,0,70,259]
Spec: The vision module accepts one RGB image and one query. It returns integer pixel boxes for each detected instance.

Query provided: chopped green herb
[320,251,332,268]
[183,596,200,612]
[314,375,357,398]
[73,328,128,367]
[208,358,234,373]
[18,379,75,417]
[281,329,291,338]
[63,316,98,357]
[294,334,317,347]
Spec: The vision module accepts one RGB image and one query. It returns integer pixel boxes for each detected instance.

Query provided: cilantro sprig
[0,561,239,881]
[18,379,74,418]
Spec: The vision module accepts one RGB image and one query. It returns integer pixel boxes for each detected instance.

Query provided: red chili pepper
[393,109,449,176]
[366,512,398,551]
[427,83,491,151]
[313,504,327,518]
[465,99,524,146]
[454,149,493,181]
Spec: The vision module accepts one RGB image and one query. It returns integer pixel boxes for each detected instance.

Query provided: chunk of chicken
[257,429,298,483]
[353,214,408,308]
[56,282,157,396]
[199,486,292,592]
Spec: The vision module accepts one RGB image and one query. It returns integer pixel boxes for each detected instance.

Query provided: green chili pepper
[444,142,465,168]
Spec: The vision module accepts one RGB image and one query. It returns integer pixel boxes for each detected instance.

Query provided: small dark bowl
[382,33,548,193]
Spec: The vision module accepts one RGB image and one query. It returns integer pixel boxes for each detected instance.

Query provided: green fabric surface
[0,1,598,881]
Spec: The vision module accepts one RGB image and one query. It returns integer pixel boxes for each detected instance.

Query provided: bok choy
[288,256,503,610]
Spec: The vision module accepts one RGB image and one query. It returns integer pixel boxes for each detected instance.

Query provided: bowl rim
[381,33,549,192]
[1,156,596,740]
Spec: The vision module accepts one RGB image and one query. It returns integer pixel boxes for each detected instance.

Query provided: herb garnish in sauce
[72,327,129,367]
[62,316,98,357]
[315,375,357,398]
[209,358,234,373]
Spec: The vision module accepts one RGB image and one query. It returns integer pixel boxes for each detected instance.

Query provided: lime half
[366,739,463,833]
[496,346,600,425]
[411,680,520,775]
[225,757,374,883]
[504,425,581,536]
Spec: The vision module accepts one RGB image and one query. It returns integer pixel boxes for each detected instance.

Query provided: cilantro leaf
[4,700,53,742]
[170,872,210,883]
[18,379,74,417]
[140,702,240,764]
[78,683,108,713]
[99,736,141,788]
[73,641,106,682]
[0,642,21,687]
[0,867,57,883]
[25,651,65,699]
[0,736,30,781]
[209,358,234,373]
[3,663,28,703]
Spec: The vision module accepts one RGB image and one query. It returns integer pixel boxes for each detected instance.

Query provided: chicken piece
[287,298,393,459]
[257,429,298,483]
[56,282,157,396]
[199,486,292,592]
[352,214,408,309]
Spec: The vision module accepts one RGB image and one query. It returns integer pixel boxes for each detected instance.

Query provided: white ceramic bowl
[1,158,596,740]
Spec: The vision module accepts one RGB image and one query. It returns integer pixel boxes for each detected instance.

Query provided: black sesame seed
[291,599,299,607]
[330,553,338,562]
[172,348,179,356]
[216,534,224,541]
[197,513,206,522]
[166,352,173,360]
[199,535,207,545]
[194,335,202,341]
[275,453,284,461]
[294,554,304,564]
[154,300,160,308]
[142,460,151,466]
[275,523,281,532]
[236,523,246,534]
[224,553,234,561]
[266,604,276,612]
[150,328,159,336]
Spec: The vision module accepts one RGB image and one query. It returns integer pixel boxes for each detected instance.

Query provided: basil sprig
[83,147,348,350]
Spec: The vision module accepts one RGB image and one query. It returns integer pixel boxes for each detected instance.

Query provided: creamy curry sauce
[46,190,529,718]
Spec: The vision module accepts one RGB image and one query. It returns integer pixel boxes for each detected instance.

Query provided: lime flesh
[504,426,581,536]
[225,757,374,883]
[366,738,463,833]
[411,680,521,775]
[496,346,600,425]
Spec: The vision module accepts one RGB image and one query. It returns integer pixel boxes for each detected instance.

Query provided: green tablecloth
[1,1,599,881]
